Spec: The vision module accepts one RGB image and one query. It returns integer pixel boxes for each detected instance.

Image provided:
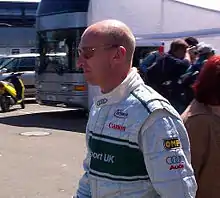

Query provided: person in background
[184,37,199,64]
[138,50,162,83]
[139,50,161,73]
[181,55,220,198]
[139,42,165,73]
[187,42,215,74]
[181,43,216,105]
[184,37,199,47]
[75,19,197,198]
[140,37,198,74]
[146,39,191,113]
[141,37,197,75]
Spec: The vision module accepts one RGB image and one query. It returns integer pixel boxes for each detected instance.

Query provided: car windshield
[0,58,5,65]
[0,58,14,69]
[0,57,12,66]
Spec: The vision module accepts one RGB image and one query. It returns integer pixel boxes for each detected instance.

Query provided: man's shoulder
[166,53,189,64]
[129,85,180,118]
[128,85,171,113]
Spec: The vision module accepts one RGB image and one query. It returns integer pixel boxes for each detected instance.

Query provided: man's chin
[84,76,98,86]
[87,81,98,86]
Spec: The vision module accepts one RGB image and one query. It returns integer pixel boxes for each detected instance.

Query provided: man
[184,37,199,47]
[147,39,191,88]
[182,42,216,86]
[187,42,215,74]
[181,43,216,106]
[139,50,161,73]
[184,37,199,64]
[146,39,191,113]
[139,42,164,74]
[75,19,197,198]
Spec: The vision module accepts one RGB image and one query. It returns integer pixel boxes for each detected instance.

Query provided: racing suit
[76,67,197,198]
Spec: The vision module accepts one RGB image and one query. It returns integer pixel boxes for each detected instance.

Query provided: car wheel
[0,95,10,112]
[20,101,25,109]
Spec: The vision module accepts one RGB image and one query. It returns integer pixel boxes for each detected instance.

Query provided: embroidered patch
[163,138,181,150]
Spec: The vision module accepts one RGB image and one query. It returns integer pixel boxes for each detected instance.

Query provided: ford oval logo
[114,109,128,118]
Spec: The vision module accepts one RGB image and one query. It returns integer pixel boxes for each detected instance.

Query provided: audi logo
[96,98,108,106]
[166,155,184,165]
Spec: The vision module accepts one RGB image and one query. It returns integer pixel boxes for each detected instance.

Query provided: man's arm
[75,104,96,198]
[75,152,91,198]
[172,57,191,73]
[75,124,92,198]
[185,50,191,63]
[139,109,197,198]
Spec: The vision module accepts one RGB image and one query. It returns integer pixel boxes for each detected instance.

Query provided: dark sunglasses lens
[78,48,94,59]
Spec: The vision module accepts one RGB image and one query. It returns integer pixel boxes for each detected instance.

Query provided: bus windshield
[37,28,85,74]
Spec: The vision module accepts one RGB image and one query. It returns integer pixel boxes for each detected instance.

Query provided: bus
[35,0,163,110]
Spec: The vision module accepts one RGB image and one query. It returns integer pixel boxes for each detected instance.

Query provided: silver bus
[35,0,89,109]
[35,0,163,110]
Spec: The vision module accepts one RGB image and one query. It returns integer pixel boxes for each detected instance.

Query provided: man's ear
[113,46,126,61]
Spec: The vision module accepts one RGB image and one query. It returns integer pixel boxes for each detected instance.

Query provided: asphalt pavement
[0,101,88,198]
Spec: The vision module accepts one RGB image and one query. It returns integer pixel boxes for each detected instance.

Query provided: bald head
[78,20,136,92]
[83,19,136,63]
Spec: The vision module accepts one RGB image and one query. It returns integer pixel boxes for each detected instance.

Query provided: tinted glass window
[37,28,85,73]
[4,58,19,72]
[0,57,10,65]
[18,57,36,71]
[37,0,89,16]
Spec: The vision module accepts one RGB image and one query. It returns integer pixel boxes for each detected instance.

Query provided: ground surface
[0,101,87,198]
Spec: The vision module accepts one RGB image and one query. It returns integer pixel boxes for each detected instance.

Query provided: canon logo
[108,123,126,131]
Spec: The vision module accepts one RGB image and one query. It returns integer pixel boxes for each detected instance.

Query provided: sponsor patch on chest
[114,109,128,119]
[108,122,126,131]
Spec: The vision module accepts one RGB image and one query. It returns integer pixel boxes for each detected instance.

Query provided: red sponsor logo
[169,163,184,170]
[108,123,126,131]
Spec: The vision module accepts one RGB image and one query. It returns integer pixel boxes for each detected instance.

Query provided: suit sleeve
[75,125,92,198]
[183,116,210,180]
[75,152,91,198]
[75,105,97,198]
[139,109,197,198]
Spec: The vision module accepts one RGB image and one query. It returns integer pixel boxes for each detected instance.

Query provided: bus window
[37,28,85,74]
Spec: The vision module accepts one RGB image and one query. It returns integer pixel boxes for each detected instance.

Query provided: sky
[175,0,220,11]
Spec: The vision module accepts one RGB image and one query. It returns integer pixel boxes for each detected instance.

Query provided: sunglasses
[77,44,119,59]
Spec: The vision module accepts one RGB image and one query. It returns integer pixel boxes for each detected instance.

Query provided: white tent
[88,0,220,51]
[87,0,220,108]
[139,0,220,51]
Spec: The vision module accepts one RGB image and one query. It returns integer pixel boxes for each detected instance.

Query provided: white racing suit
[76,68,197,198]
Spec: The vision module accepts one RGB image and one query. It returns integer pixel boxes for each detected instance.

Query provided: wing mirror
[0,68,7,74]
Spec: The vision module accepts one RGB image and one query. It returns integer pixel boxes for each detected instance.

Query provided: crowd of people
[139,37,216,114]
[74,19,220,198]
[138,37,220,197]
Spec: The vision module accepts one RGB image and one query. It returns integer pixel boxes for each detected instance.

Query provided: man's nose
[76,55,85,69]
